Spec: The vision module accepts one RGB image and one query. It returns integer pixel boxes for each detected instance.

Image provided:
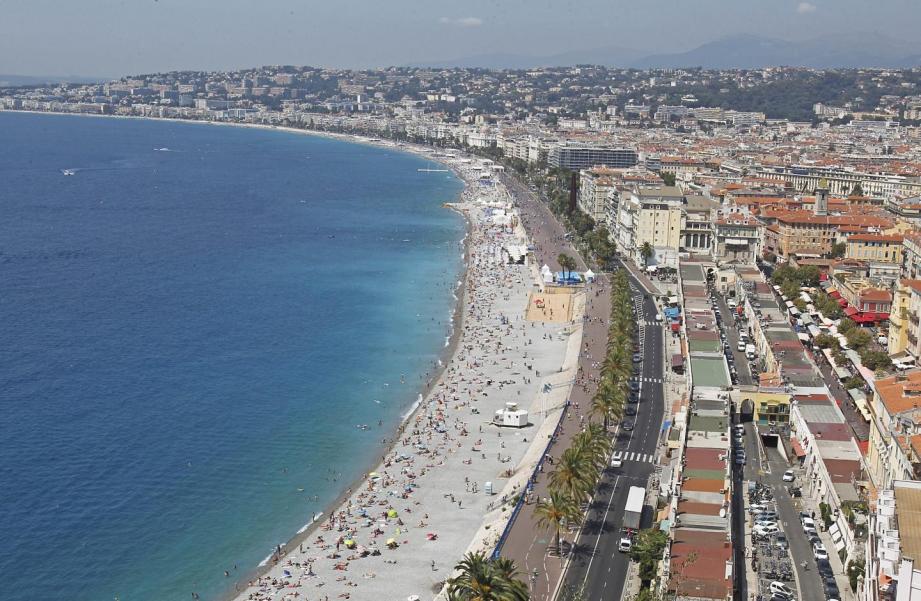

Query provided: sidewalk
[620,258,661,296]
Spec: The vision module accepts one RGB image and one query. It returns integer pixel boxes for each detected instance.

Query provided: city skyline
[2,0,921,76]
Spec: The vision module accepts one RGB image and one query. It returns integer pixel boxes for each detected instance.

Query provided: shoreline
[2,109,576,600]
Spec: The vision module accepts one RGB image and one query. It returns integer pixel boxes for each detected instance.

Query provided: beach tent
[584,269,596,282]
[387,509,398,518]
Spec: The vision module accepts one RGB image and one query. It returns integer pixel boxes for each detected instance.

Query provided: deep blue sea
[0,112,464,601]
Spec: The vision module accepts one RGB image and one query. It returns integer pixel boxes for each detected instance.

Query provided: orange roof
[848,233,904,243]
[874,371,921,417]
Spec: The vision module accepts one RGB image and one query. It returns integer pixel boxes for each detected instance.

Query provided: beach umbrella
[387,509,398,518]
[344,539,356,548]
[408,596,421,601]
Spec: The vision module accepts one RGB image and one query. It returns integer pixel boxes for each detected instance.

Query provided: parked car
[625,406,637,416]
[622,421,634,431]
[816,558,833,577]
[814,541,829,560]
[824,576,840,599]
[629,381,640,392]
[802,516,817,530]
[611,451,623,468]
[773,532,789,550]
[770,582,794,598]
[632,353,643,363]
[782,470,795,482]
[754,523,780,535]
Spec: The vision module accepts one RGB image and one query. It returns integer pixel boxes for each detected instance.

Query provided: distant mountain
[413,33,921,70]
[0,74,105,87]
[412,44,644,69]
[631,33,921,69]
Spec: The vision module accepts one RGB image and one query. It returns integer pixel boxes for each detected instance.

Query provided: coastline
[1,109,579,600]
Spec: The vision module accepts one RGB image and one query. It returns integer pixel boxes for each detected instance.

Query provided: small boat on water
[61,169,76,176]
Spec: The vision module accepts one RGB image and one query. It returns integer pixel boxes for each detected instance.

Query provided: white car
[770,582,794,598]
[782,470,795,482]
[737,340,746,352]
[618,537,632,552]
[814,542,829,560]
[802,516,817,530]
[754,523,780,535]
[611,451,623,468]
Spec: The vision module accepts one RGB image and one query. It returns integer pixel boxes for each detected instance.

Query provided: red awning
[791,437,806,458]
[837,298,849,307]
[828,290,841,299]
[844,306,858,316]
[671,354,685,367]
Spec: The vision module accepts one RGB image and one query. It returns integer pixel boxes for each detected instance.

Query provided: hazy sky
[1,0,920,76]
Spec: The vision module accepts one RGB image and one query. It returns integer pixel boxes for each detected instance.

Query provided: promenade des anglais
[5,3,921,601]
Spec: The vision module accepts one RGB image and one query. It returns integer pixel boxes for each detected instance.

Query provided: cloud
[439,16,483,27]
[796,2,817,14]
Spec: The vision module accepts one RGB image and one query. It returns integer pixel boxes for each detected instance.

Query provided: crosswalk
[639,377,662,383]
[618,452,655,463]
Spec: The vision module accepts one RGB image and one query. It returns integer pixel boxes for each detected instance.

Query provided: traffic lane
[712,294,754,386]
[567,465,655,601]
[763,446,825,601]
[742,422,763,481]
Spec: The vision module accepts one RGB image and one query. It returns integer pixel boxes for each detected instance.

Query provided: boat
[61,169,76,176]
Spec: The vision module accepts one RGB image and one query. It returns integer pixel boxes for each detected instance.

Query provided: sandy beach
[227,162,583,601]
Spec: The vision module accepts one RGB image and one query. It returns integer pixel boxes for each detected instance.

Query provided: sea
[0,112,466,601]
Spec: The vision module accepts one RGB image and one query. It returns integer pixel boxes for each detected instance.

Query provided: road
[557,274,665,601]
[712,292,755,387]
[761,446,826,601]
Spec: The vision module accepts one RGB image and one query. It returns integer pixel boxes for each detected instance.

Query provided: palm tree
[534,490,581,556]
[557,253,577,283]
[640,242,654,267]
[550,446,594,501]
[447,552,529,601]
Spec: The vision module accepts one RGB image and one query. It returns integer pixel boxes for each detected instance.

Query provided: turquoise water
[0,112,465,601]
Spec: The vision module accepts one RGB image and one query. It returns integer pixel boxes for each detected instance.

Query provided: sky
[1,0,920,76]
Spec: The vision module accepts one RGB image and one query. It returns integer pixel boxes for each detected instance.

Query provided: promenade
[498,174,613,600]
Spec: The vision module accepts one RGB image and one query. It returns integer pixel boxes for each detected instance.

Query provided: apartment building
[847,233,905,264]
[867,371,921,489]
[578,167,617,224]
[547,144,638,170]
[714,213,763,262]
[624,185,686,268]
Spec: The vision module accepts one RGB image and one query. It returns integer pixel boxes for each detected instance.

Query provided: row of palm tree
[534,269,636,556]
[591,268,635,429]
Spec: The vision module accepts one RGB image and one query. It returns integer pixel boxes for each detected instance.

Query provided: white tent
[584,269,596,282]
[541,264,552,274]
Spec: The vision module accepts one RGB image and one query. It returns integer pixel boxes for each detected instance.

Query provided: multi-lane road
[558,273,666,600]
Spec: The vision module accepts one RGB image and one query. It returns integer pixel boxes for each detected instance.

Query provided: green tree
[557,253,577,283]
[831,242,847,258]
[446,552,529,601]
[630,528,669,583]
[847,558,866,592]
[640,242,654,267]
[845,327,871,350]
[844,376,865,390]
[814,333,840,350]
[534,490,582,556]
[660,172,676,186]
[550,446,595,501]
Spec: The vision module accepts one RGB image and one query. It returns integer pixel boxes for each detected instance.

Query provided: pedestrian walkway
[621,452,656,464]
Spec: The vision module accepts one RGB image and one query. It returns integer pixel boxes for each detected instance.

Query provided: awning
[789,307,801,316]
[807,324,821,337]
[726,238,748,245]
[791,437,806,457]
[844,306,858,316]
[785,300,794,308]
[829,290,841,299]
[798,333,810,342]
[838,298,849,307]
[672,354,685,366]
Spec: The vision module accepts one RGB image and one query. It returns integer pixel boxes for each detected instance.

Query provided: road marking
[582,475,621,587]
